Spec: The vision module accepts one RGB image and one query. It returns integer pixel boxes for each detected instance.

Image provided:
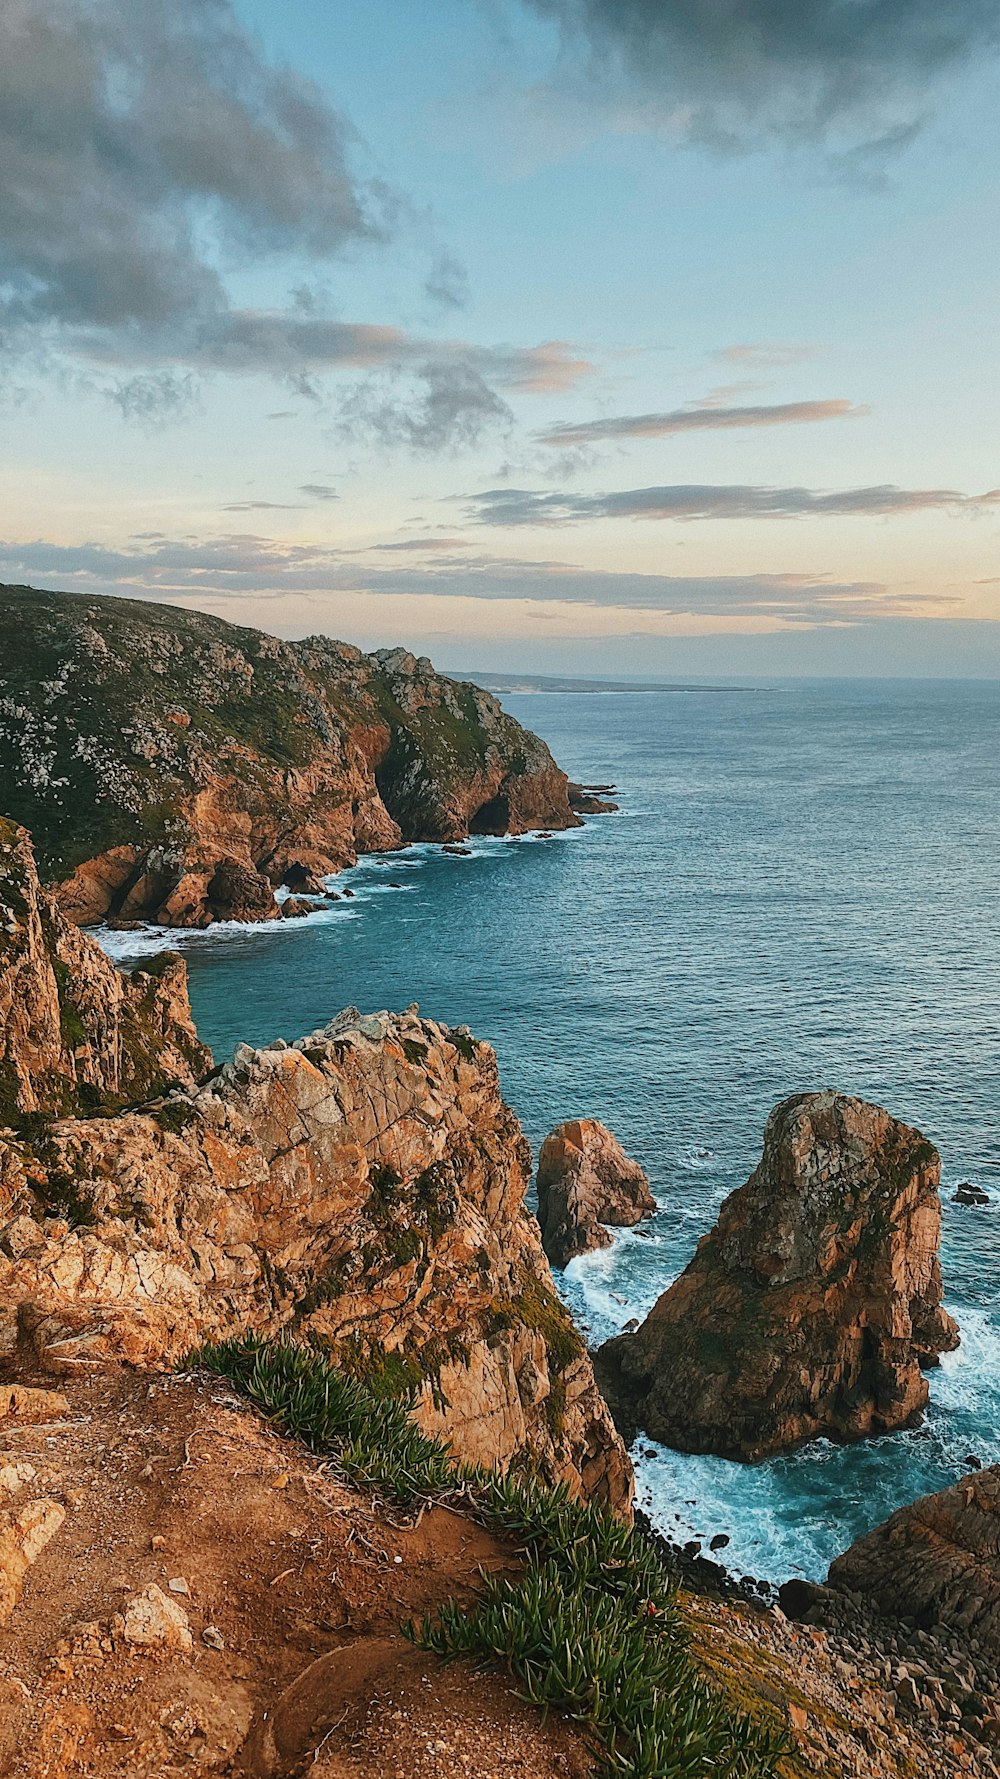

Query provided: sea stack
[536,1119,656,1267]
[597,1091,959,1461]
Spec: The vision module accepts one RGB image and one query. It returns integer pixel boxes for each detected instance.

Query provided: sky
[2,0,1000,677]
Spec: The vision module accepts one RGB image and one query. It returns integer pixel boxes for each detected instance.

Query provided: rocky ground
[0,1364,595,1778]
[4,1357,1000,1779]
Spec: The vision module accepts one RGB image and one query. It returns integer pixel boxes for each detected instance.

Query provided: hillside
[0,585,580,926]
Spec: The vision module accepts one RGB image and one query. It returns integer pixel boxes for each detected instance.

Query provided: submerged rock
[597,1091,959,1461]
[536,1119,655,1268]
[953,1181,990,1206]
[828,1466,1000,1654]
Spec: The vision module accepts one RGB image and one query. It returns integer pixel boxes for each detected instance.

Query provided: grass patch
[192,1337,785,1779]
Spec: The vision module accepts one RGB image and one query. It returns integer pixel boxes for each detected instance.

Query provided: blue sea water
[101,677,1000,1583]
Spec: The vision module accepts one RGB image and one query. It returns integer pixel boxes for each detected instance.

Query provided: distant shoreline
[454,671,757,695]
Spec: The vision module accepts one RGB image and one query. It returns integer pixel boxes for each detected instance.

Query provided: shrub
[191,1337,786,1779]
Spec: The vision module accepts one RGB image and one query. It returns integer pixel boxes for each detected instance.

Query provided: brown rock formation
[0,586,582,928]
[536,1118,655,1267]
[827,1467,1000,1650]
[0,826,630,1512]
[0,819,209,1123]
[597,1091,959,1461]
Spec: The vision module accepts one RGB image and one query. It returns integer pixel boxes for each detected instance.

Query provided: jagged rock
[0,1499,65,1622]
[953,1182,990,1206]
[0,1385,68,1422]
[205,860,278,924]
[597,1092,959,1461]
[0,585,581,927]
[0,830,630,1514]
[828,1467,1000,1654]
[122,1583,193,1652]
[568,782,619,814]
[536,1119,655,1267]
[0,819,209,1122]
[280,896,315,919]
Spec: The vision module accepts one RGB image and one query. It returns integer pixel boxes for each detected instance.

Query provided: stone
[596,1092,959,1460]
[122,1583,194,1652]
[829,1467,1000,1658]
[536,1119,656,1268]
[0,1498,66,1622]
[0,1385,69,1422]
[953,1182,990,1207]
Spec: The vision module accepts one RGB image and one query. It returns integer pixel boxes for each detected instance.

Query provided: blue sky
[2,0,1000,675]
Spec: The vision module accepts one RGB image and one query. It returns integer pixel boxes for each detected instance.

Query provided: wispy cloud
[538,398,866,447]
[522,0,1000,153]
[713,344,819,369]
[0,1,592,449]
[0,535,963,627]
[464,482,1000,525]
[300,484,338,501]
[221,500,303,512]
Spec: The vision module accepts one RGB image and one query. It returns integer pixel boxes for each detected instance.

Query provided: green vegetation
[487,1271,584,1373]
[193,1336,785,1779]
[0,583,561,885]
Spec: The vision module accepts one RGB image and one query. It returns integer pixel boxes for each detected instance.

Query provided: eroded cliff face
[0,827,630,1512]
[827,1466,1000,1654]
[597,1091,958,1462]
[0,588,581,927]
[0,819,209,1124]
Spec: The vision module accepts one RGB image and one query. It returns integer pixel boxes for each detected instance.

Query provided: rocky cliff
[0,586,581,927]
[828,1465,1000,1656]
[597,1091,958,1461]
[0,823,629,1511]
[0,818,209,1126]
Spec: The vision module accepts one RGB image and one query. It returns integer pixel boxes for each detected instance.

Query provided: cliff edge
[0,585,581,927]
[0,822,629,1511]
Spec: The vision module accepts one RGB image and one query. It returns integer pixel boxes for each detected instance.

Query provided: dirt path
[0,1365,591,1779]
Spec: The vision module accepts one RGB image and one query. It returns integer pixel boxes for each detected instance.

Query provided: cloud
[521,0,1000,151]
[221,500,303,512]
[0,534,962,627]
[300,484,338,501]
[425,251,469,310]
[0,0,383,342]
[464,482,1000,525]
[714,344,819,369]
[335,359,515,454]
[0,1,592,449]
[538,398,867,446]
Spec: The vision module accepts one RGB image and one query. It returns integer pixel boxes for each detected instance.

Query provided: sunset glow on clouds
[2,0,1000,676]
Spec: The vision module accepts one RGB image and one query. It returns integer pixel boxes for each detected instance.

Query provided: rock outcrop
[536,1119,655,1267]
[0,826,630,1512]
[828,1466,1000,1652]
[0,584,582,928]
[597,1092,959,1461]
[0,819,209,1125]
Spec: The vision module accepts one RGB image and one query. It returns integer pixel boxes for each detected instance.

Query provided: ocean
[101,677,1000,1583]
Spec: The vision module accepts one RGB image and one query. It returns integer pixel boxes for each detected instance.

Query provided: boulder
[828,1467,1000,1653]
[953,1182,990,1206]
[536,1119,656,1268]
[596,1092,959,1460]
[122,1583,194,1652]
